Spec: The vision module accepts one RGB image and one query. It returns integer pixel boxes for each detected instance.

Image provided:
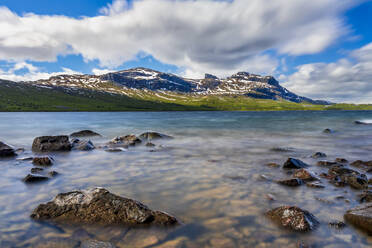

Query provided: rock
[323,128,334,133]
[17,156,34,161]
[32,136,71,152]
[344,203,372,233]
[108,135,141,147]
[48,171,59,177]
[31,167,44,174]
[266,162,280,168]
[277,178,304,187]
[31,187,179,226]
[80,239,116,248]
[328,165,359,177]
[316,160,339,167]
[283,158,309,169]
[335,158,348,164]
[33,156,53,166]
[271,147,295,152]
[23,174,49,183]
[71,139,95,151]
[145,142,156,147]
[35,237,80,248]
[346,175,368,190]
[311,152,327,158]
[104,148,126,152]
[350,160,372,168]
[70,130,101,137]
[0,141,16,157]
[327,165,368,189]
[328,221,346,229]
[354,120,372,125]
[266,206,319,232]
[359,191,372,203]
[266,194,276,201]
[315,197,334,204]
[139,132,173,141]
[306,182,325,189]
[293,169,317,181]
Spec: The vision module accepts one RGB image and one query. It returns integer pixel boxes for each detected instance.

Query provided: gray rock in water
[354,120,372,125]
[266,206,319,232]
[323,128,334,133]
[311,152,327,158]
[344,203,372,233]
[283,158,309,169]
[0,141,16,157]
[23,174,49,183]
[31,187,179,226]
[139,132,173,141]
[71,139,95,151]
[70,130,101,137]
[32,136,71,152]
[81,239,116,248]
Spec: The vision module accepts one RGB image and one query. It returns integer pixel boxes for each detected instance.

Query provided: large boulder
[344,203,372,233]
[283,158,309,169]
[108,135,141,147]
[31,188,179,226]
[70,130,101,137]
[266,206,319,232]
[32,136,71,152]
[71,139,95,151]
[139,132,173,141]
[0,141,16,157]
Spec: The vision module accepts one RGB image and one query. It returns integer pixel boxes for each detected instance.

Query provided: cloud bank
[0,0,357,77]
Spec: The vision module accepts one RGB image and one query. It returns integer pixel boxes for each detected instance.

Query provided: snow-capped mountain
[27,67,327,104]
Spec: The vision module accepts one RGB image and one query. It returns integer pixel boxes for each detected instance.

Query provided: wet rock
[311,152,327,158]
[293,169,318,181]
[328,165,359,177]
[31,167,44,174]
[71,139,95,151]
[315,197,334,204]
[344,203,372,233]
[23,174,49,183]
[31,187,179,226]
[35,237,80,248]
[350,160,372,169]
[329,221,346,229]
[266,194,276,201]
[354,120,372,125]
[323,128,334,133]
[33,156,53,166]
[271,147,295,152]
[32,136,71,152]
[306,182,325,189]
[335,158,348,164]
[80,239,116,248]
[48,171,59,177]
[346,174,368,190]
[358,191,372,203]
[15,147,25,153]
[146,142,156,147]
[327,165,368,189]
[317,160,339,167]
[266,206,319,232]
[108,135,141,147]
[283,158,309,169]
[266,162,280,168]
[139,132,173,141]
[70,130,101,137]
[0,141,16,157]
[277,178,304,187]
[104,148,126,153]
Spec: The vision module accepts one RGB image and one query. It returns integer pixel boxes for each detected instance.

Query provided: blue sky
[0,0,372,103]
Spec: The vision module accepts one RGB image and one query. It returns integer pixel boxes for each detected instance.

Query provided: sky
[0,0,372,103]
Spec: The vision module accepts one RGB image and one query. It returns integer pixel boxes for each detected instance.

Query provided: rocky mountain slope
[30,67,328,104]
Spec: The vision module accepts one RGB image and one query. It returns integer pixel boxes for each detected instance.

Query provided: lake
[0,111,372,247]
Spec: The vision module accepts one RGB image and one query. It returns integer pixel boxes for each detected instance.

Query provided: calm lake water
[0,111,372,248]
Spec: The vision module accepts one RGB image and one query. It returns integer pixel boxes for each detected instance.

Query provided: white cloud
[92,68,116,75]
[0,0,359,77]
[282,42,372,104]
[0,62,81,81]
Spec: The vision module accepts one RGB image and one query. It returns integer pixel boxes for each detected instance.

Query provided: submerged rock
[31,187,179,226]
[108,135,141,147]
[31,167,44,174]
[344,203,372,233]
[71,139,95,151]
[354,120,372,125]
[283,158,309,169]
[48,171,59,177]
[104,148,126,153]
[266,206,319,232]
[33,156,54,166]
[328,221,346,229]
[311,152,327,158]
[316,160,339,167]
[293,169,318,181]
[70,130,101,137]
[323,128,334,133]
[139,132,173,141]
[270,147,295,152]
[306,182,325,189]
[358,191,372,203]
[80,239,116,248]
[335,158,348,164]
[277,178,304,187]
[350,160,372,170]
[32,136,71,152]
[145,142,156,147]
[0,141,16,157]
[23,174,49,183]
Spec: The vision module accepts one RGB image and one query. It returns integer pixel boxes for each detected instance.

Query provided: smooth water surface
[0,111,372,248]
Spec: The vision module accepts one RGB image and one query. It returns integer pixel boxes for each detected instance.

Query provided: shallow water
[0,111,372,248]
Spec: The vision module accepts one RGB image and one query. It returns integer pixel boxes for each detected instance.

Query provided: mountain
[4,67,371,111]
[31,67,329,104]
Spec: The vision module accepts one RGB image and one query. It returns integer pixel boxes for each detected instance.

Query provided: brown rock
[23,174,49,183]
[32,136,71,152]
[33,156,53,166]
[108,135,141,147]
[358,191,372,203]
[293,169,317,181]
[317,160,339,167]
[139,132,173,141]
[344,203,372,233]
[335,158,348,164]
[31,188,179,226]
[266,206,319,232]
[70,130,101,137]
[277,178,304,187]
